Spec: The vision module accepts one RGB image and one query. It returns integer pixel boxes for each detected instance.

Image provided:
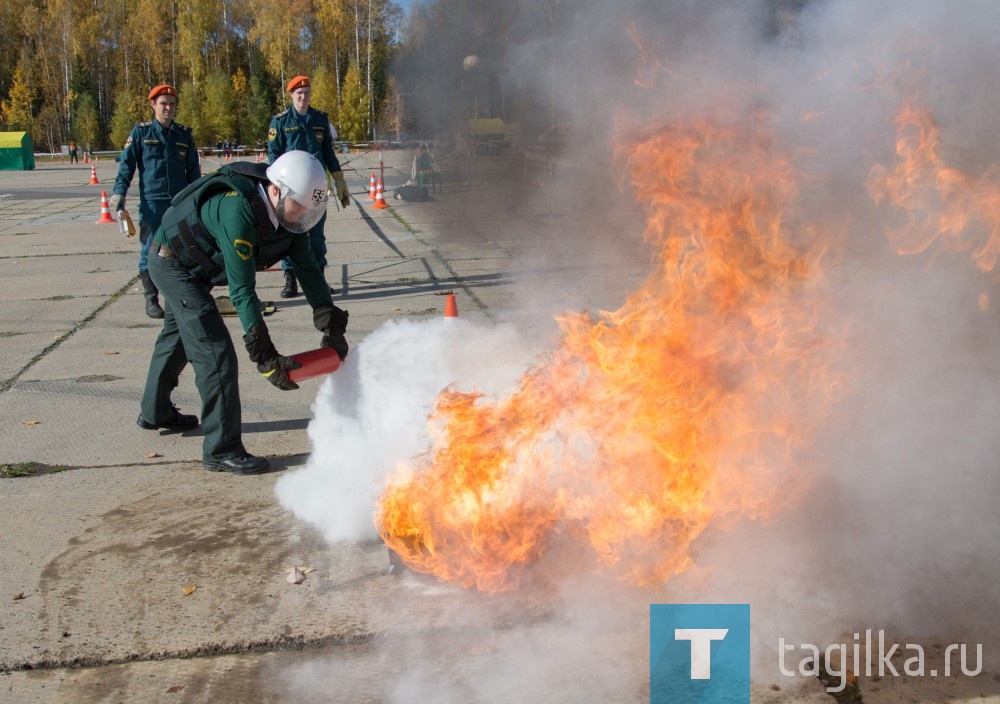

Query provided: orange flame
[377,112,845,593]
[867,98,1000,273]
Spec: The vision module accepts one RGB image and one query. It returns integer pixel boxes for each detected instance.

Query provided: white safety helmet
[265,150,329,233]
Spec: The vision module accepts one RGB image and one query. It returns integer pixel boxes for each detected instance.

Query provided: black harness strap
[172,220,222,278]
[249,194,274,238]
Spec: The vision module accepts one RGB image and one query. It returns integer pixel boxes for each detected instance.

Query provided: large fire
[377,112,846,593]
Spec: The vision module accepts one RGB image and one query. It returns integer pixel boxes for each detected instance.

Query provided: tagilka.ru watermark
[650,607,985,702]
[779,629,984,694]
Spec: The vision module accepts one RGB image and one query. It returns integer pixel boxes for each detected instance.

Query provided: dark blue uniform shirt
[267,107,342,173]
[113,119,201,206]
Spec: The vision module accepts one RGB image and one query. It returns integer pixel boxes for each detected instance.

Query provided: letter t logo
[675,628,729,679]
[650,605,750,704]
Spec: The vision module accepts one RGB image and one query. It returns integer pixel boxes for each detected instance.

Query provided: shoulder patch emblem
[313,128,324,143]
[123,136,133,149]
[233,239,254,261]
[268,127,277,141]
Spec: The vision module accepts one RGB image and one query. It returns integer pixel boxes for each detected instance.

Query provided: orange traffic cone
[96,191,116,224]
[373,179,389,209]
[89,164,99,184]
[369,173,377,200]
[83,152,89,164]
[444,292,458,318]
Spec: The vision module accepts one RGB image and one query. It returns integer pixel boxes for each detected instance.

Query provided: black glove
[257,354,302,390]
[243,322,277,363]
[313,305,349,360]
[321,330,349,361]
[243,322,302,390]
[313,305,349,333]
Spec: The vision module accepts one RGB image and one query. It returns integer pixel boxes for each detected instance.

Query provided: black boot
[280,270,299,298]
[139,270,165,319]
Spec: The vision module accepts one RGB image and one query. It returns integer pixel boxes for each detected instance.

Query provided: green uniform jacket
[267,106,343,174]
[153,186,332,333]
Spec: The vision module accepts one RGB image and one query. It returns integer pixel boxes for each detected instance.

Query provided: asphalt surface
[1,152,997,704]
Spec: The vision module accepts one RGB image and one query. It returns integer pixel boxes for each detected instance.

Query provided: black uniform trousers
[141,252,246,462]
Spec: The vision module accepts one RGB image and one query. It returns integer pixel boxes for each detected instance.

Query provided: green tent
[0,132,35,170]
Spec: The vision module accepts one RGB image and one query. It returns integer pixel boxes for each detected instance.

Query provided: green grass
[1,462,37,478]
[0,462,71,478]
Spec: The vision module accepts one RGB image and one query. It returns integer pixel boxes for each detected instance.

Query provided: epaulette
[312,108,328,118]
[274,109,289,118]
[139,121,153,127]
[174,123,193,133]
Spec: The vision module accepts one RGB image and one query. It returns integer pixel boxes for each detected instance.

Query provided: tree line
[0,0,599,156]
[0,0,404,153]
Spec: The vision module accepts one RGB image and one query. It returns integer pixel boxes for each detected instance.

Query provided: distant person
[393,180,428,202]
[410,143,440,192]
[110,84,201,318]
[267,75,350,298]
[69,141,78,164]
[136,151,350,475]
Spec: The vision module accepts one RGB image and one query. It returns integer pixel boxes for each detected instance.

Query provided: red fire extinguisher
[286,347,341,383]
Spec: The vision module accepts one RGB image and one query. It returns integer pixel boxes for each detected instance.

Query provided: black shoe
[139,270,165,318]
[145,296,165,319]
[136,403,199,430]
[203,454,270,475]
[280,271,299,298]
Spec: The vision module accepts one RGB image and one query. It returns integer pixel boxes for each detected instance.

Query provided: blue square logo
[650,604,750,704]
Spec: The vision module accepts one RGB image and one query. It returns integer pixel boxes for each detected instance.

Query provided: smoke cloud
[276,0,1000,697]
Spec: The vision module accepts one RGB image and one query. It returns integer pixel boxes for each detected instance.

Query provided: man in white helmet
[136,150,350,475]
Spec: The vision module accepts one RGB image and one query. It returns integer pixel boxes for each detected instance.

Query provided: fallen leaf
[103,351,120,355]
[166,685,184,693]
[393,307,402,312]
[12,592,26,600]
[302,567,316,574]
[181,584,197,596]
[286,567,306,584]
[145,452,161,458]
[22,420,41,425]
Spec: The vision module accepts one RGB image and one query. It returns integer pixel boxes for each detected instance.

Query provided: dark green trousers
[141,253,246,462]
